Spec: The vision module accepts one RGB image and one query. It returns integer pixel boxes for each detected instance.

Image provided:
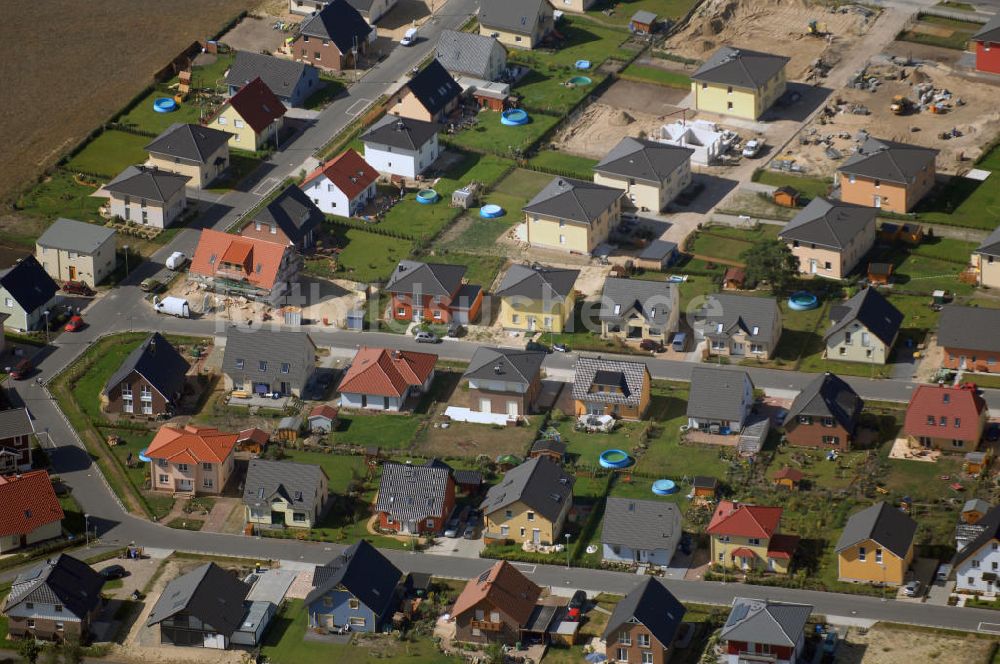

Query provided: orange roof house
[707,500,798,574]
[188,228,298,303]
[301,148,379,218]
[146,425,238,495]
[451,560,541,645]
[337,347,437,412]
[0,471,64,553]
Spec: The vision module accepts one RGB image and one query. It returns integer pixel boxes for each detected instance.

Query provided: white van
[401,28,418,46]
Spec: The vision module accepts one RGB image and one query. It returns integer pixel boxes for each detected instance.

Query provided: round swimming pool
[788,291,819,311]
[599,449,634,469]
[153,97,178,113]
[652,479,678,495]
[415,189,439,204]
[480,204,505,218]
[139,448,152,463]
[568,76,592,85]
[500,109,530,126]
[575,59,592,70]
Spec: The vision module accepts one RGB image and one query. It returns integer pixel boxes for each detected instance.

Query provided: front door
[177,479,193,492]
[507,401,519,418]
[68,265,78,280]
[479,398,492,413]
[280,381,290,395]
[873,195,882,208]
[809,259,817,274]
[731,343,744,356]
[412,307,423,322]
[532,528,541,544]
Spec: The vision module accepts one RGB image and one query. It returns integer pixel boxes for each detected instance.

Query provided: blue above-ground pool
[652,479,677,495]
[788,291,819,311]
[501,109,530,126]
[568,75,592,85]
[599,449,634,469]
[480,204,505,218]
[575,59,591,70]
[138,448,152,463]
[153,97,178,113]
[415,189,439,204]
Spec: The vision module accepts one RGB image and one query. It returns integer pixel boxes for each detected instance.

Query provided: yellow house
[496,264,579,333]
[707,500,798,574]
[691,46,789,120]
[972,226,1000,288]
[145,123,232,189]
[523,177,623,254]
[212,77,287,152]
[571,357,651,420]
[835,502,917,586]
[593,137,693,213]
[243,459,329,530]
[479,0,554,49]
[481,457,574,546]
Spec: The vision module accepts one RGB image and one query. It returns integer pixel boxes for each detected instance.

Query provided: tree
[740,240,800,293]
[17,639,42,664]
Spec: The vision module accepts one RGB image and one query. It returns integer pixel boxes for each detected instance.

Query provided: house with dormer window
[386,260,483,324]
[572,357,651,420]
[823,287,902,365]
[707,500,798,573]
[238,184,323,252]
[599,277,679,345]
[189,228,299,303]
[388,60,461,123]
[720,598,811,664]
[452,561,542,645]
[243,459,329,529]
[374,460,456,534]
[306,540,404,633]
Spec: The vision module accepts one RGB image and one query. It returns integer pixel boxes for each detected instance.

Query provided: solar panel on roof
[478,569,492,583]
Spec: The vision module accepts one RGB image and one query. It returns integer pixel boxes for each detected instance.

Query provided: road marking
[511,563,537,574]
[253,177,278,196]
[979,622,1000,634]
[346,98,373,117]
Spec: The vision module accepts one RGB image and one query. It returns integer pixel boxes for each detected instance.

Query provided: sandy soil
[550,104,670,159]
[836,624,995,664]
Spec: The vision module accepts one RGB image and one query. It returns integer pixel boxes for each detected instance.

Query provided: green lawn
[72,338,145,420]
[103,427,173,519]
[752,170,832,200]
[869,238,978,297]
[187,52,236,92]
[117,90,208,135]
[685,224,780,264]
[65,130,149,178]
[424,252,506,289]
[208,153,263,192]
[586,0,701,25]
[620,63,691,88]
[16,171,105,223]
[334,412,422,449]
[510,16,636,70]
[280,451,368,493]
[527,150,599,179]
[914,146,1000,229]
[936,0,975,10]
[304,77,347,111]
[328,227,414,284]
[898,14,981,50]
[514,70,609,115]
[445,110,561,157]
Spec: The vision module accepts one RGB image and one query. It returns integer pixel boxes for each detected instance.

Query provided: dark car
[639,339,665,353]
[140,278,164,294]
[10,359,32,380]
[447,322,465,338]
[526,340,551,354]
[566,590,587,621]
[61,281,94,296]
[99,564,127,580]
[987,423,1000,443]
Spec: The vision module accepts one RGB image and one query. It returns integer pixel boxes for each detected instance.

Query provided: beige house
[837,138,938,213]
[243,459,329,529]
[104,166,190,230]
[523,177,623,254]
[593,137,693,213]
[146,425,238,496]
[479,0,554,49]
[548,0,597,12]
[691,46,788,120]
[212,77,287,152]
[599,277,679,344]
[693,293,783,360]
[778,198,876,280]
[481,457,574,545]
[824,287,902,364]
[145,123,232,189]
[35,218,116,287]
[972,226,1000,288]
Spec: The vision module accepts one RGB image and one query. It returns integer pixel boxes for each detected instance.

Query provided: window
[859,546,866,562]
[927,415,936,426]
[203,463,213,471]
[875,548,883,564]
[178,463,189,473]
[972,560,980,568]
[955,417,961,428]
[512,314,520,324]
[505,509,513,518]
[748,538,760,546]
[203,478,214,488]
[25,603,33,610]
[952,440,965,448]
[323,597,333,607]
[217,116,227,125]
[260,360,268,372]
[349,617,365,626]
[617,648,628,662]
[822,435,840,445]
[236,358,245,369]
[822,417,835,427]
[727,101,733,110]
[500,525,509,535]
[559,234,566,245]
[637,633,650,647]
[349,598,360,610]
[845,332,852,345]
[141,384,152,400]
[234,119,245,129]
[397,307,406,317]
[520,527,525,537]
[281,362,291,374]
[940,416,947,427]
[527,511,535,521]
[121,384,132,397]
[26,620,34,629]
[270,224,277,234]
[315,52,322,60]
[159,474,169,484]
[123,397,133,413]
[798,415,813,425]
[54,605,63,613]
[619,632,632,646]
[642,653,654,664]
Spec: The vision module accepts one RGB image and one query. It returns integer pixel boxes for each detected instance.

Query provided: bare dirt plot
[550,104,669,159]
[221,15,294,53]
[835,625,996,664]
[413,418,538,459]
[597,79,689,117]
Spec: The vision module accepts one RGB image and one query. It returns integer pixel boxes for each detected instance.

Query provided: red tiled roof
[904,383,986,443]
[729,547,757,559]
[707,500,782,539]
[226,77,287,133]
[301,148,379,200]
[767,534,800,559]
[237,427,270,445]
[452,560,541,625]
[309,404,339,420]
[0,471,64,538]
[337,347,437,398]
[190,228,289,291]
[146,424,238,464]
[773,467,804,482]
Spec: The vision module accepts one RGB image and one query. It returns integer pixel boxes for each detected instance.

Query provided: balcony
[736,652,780,664]
[470,619,503,631]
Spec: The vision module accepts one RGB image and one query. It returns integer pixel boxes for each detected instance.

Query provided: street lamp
[123,245,130,280]
[42,310,50,344]
[565,533,571,568]
[84,514,90,547]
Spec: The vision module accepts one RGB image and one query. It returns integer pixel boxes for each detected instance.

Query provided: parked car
[10,359,32,381]
[447,322,464,338]
[552,342,569,353]
[444,520,462,538]
[165,251,189,271]
[639,339,664,353]
[566,590,587,621]
[64,315,85,332]
[903,580,922,597]
[462,524,478,539]
[987,423,1000,443]
[741,139,763,158]
[401,27,418,46]
[140,278,163,293]
[414,330,440,344]
[526,340,550,354]
[99,564,127,580]
[671,332,688,352]
[935,563,953,584]
[61,281,94,296]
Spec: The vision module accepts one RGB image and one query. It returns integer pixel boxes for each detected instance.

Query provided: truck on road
[153,296,190,318]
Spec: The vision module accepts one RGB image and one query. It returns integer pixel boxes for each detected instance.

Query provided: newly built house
[690,46,788,120]
[35,218,117,287]
[593,137,693,212]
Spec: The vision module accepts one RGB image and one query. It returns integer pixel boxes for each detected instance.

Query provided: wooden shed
[867,262,894,285]
[965,451,991,477]
[276,416,302,443]
[692,475,718,498]
[722,267,746,290]
[629,10,658,34]
[635,240,679,272]
[236,427,269,455]
[773,186,801,208]
[773,466,804,490]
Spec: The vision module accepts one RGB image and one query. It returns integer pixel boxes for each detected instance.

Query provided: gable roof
[146,563,250,635]
[298,0,373,52]
[222,329,316,387]
[37,218,116,254]
[0,408,34,441]
[362,114,439,151]
[778,197,876,250]
[686,366,753,422]
[903,382,986,442]
[302,148,379,200]
[602,578,686,648]
[0,256,58,313]
[599,277,677,328]
[838,137,938,184]
[594,137,693,184]
[190,228,290,291]
[405,60,461,116]
[786,372,862,430]
[144,123,231,164]
[305,540,403,619]
[707,500,782,539]
[3,554,104,619]
[0,471,64,538]
[721,597,811,647]
[937,305,1000,353]
[104,165,190,203]
[225,77,287,133]
[386,260,467,298]
[243,459,328,517]
[226,51,312,101]
[571,357,650,407]
[964,498,992,515]
[464,347,545,387]
[250,184,323,247]
[479,0,550,35]
[973,12,1000,42]
[835,502,917,558]
[338,347,437,397]
[693,293,780,343]
[374,462,453,523]
[435,30,506,79]
[308,404,339,421]
[691,46,789,89]
[824,287,902,346]
[602,497,681,552]
[954,505,1000,567]
[452,560,541,624]
[146,424,238,465]
[496,264,579,301]
[103,332,190,400]
[523,177,622,225]
[480,457,574,522]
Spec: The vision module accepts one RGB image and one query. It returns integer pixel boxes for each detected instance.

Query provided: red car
[64,315,85,332]
[61,281,95,296]
[10,359,32,380]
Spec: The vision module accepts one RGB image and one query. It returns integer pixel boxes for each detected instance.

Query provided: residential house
[523,177,624,254]
[603,578,686,664]
[463,347,545,419]
[226,51,320,108]
[222,329,316,397]
[972,14,1000,75]
[707,500,798,573]
[835,502,917,586]
[971,225,1000,289]
[837,137,938,213]
[954,505,1000,594]
[35,218,116,287]
[307,404,339,432]
[306,540,404,633]
[479,0,554,49]
[593,137,693,212]
[720,598,811,664]
[388,60,461,124]
[102,333,190,417]
[104,165,189,229]
[337,347,436,411]
[374,461,456,534]
[144,123,231,189]
[481,457,574,545]
[435,29,507,81]
[778,197,876,279]
[238,183,323,252]
[243,459,329,529]
[2,555,105,641]
[598,277,679,344]
[601,498,682,567]
[823,287,902,365]
[572,357,651,420]
[288,0,328,15]
[386,260,483,324]
[346,0,398,23]
[0,471,64,553]
[903,382,987,453]
[0,256,59,331]
[300,148,379,218]
[0,408,34,472]
[361,115,440,179]
[690,47,789,120]
[937,305,1000,373]
[635,239,679,272]
[686,367,754,433]
[291,0,374,71]
[783,372,863,452]
[211,77,286,151]
[692,293,782,360]
[496,264,579,333]
[189,228,299,303]
[146,425,237,496]
[452,560,542,645]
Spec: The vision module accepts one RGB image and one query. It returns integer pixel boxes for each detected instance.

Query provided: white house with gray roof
[226,51,320,108]
[824,287,902,365]
[35,218,116,287]
[523,177,624,254]
[243,459,329,529]
[720,597,811,664]
[478,0,554,49]
[104,165,190,229]
[778,197,876,279]
[593,137,693,212]
[361,115,440,179]
[598,277,679,344]
[435,29,507,81]
[602,497,682,566]
[686,366,754,434]
[692,293,782,360]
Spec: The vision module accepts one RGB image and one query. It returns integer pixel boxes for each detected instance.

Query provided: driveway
[425,535,485,558]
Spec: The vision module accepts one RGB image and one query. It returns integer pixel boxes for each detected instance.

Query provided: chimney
[396,120,405,131]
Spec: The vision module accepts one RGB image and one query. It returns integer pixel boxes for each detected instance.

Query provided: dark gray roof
[937,305,1000,353]
[599,277,677,328]
[298,0,373,53]
[0,256,58,315]
[594,137,693,185]
[571,357,649,407]
[435,30,506,79]
[243,459,328,516]
[631,10,658,23]
[976,225,1000,258]
[453,469,483,486]
[222,329,316,387]
[0,408,33,441]
[464,347,545,386]
[226,51,312,100]
[104,166,190,203]
[686,366,753,421]
[362,115,439,151]
[964,498,992,515]
[973,12,1000,42]
[721,598,812,647]
[346,0,376,13]
[386,260,466,297]
[523,177,622,225]
[531,438,566,456]
[838,137,938,184]
[103,333,190,400]
[406,60,461,116]
[3,555,105,619]
[36,218,116,254]
[480,457,574,522]
[374,462,452,524]
[691,47,789,89]
[602,497,681,551]
[638,239,678,261]
[144,123,231,165]
[602,578,685,648]
[954,505,1000,566]
[835,502,917,558]
[694,293,780,343]
[824,287,902,346]
[146,563,250,635]
[778,197,876,250]
[305,540,402,619]
[253,184,323,247]
[496,264,579,301]
[786,372,862,430]
[479,0,550,36]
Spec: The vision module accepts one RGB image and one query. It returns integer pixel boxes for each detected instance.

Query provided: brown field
[836,624,996,664]
[1,0,250,203]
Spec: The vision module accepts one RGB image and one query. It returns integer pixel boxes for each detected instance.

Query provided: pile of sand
[609,110,634,126]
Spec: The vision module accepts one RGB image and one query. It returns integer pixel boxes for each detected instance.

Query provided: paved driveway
[425,535,485,558]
